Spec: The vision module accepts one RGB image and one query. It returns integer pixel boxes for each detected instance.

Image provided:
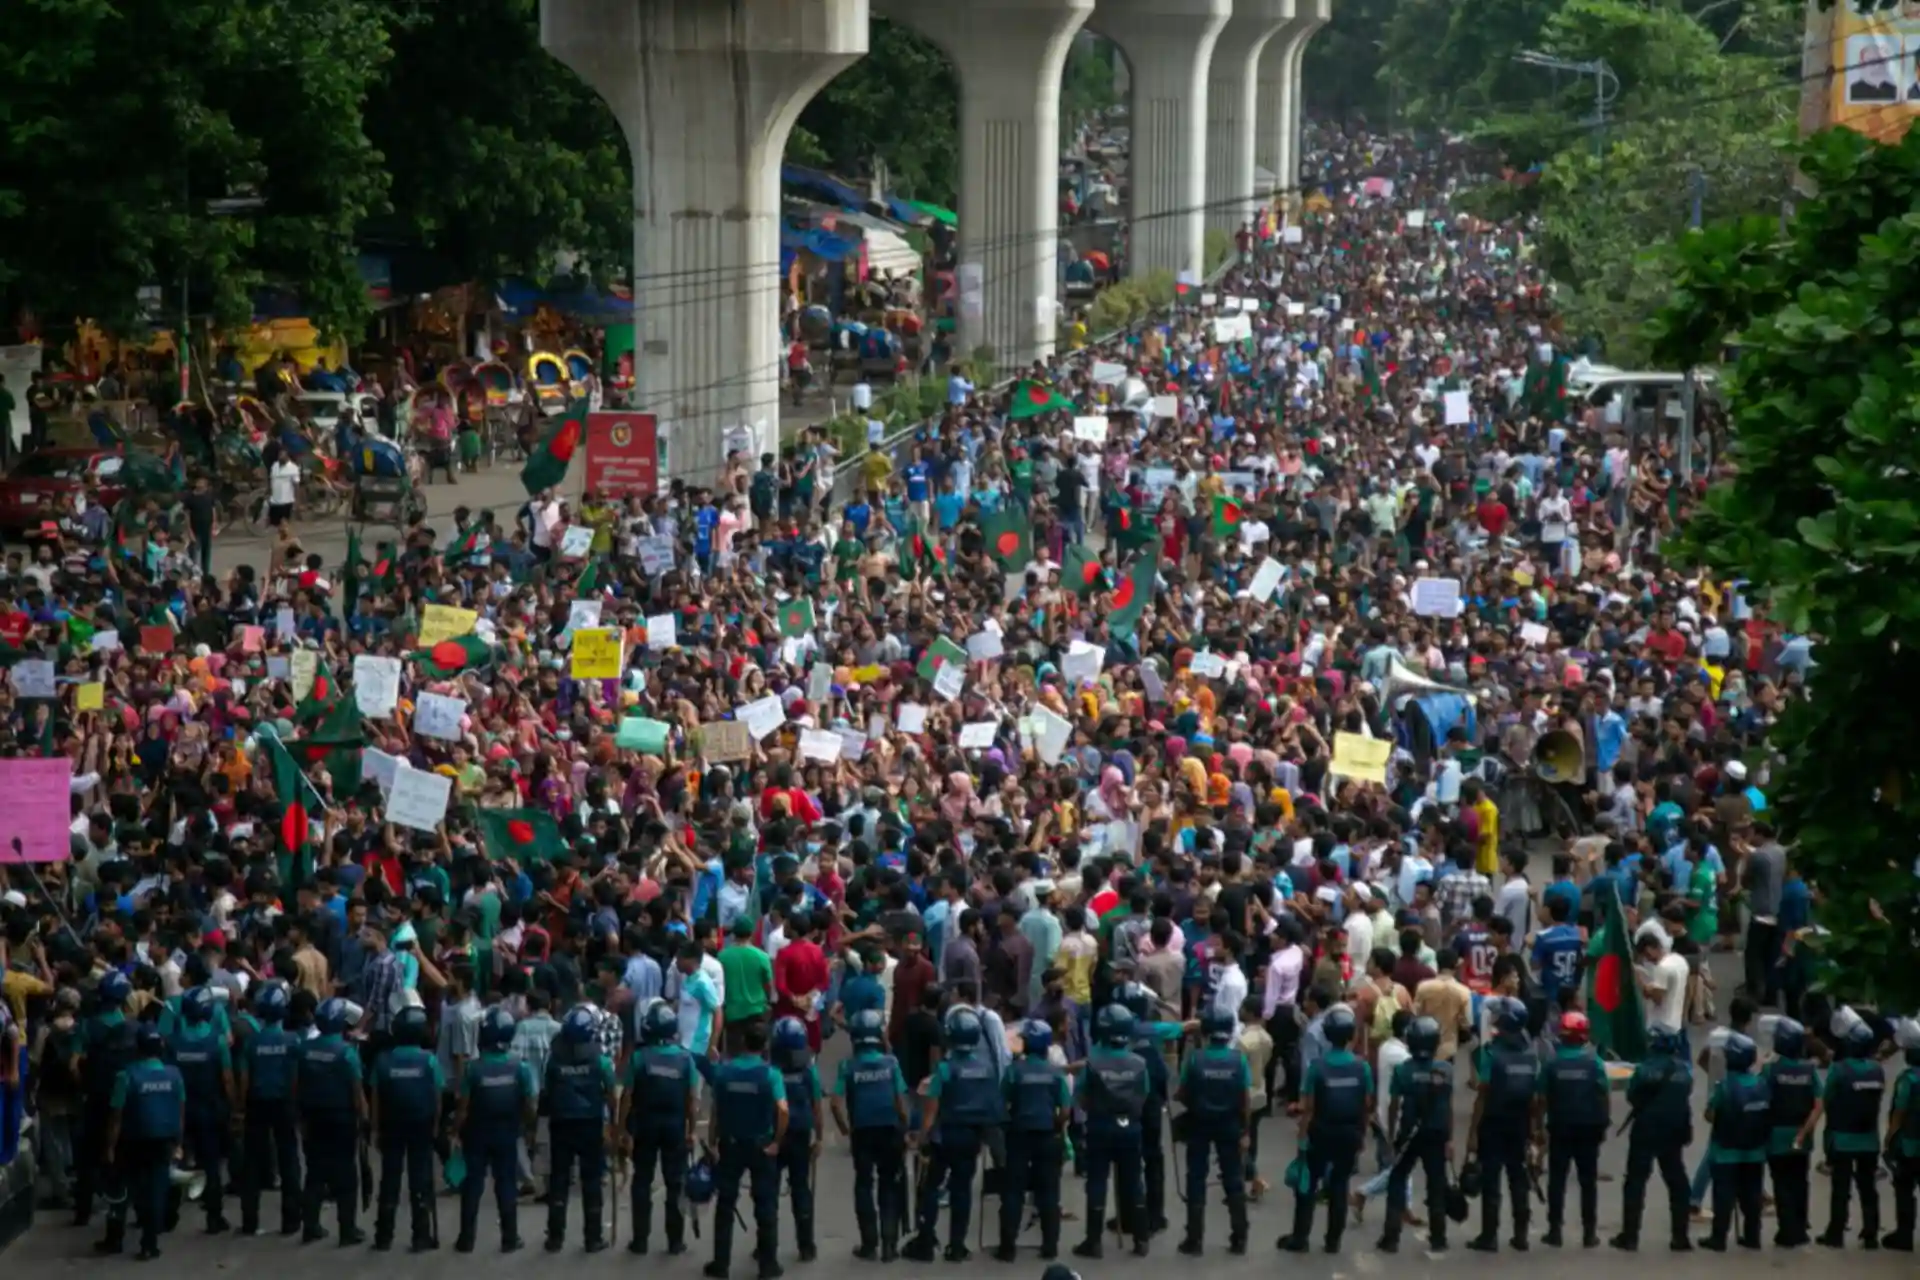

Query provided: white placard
[636,535,676,576]
[1190,651,1228,679]
[291,649,318,702]
[837,729,867,760]
[352,654,401,717]
[897,702,928,734]
[90,629,122,653]
[932,662,966,702]
[362,748,403,794]
[1239,297,1260,313]
[807,662,833,705]
[1072,415,1109,444]
[1033,705,1073,765]
[958,721,998,749]
[1223,295,1244,312]
[265,654,288,679]
[559,525,594,559]
[386,767,452,833]
[12,659,54,699]
[966,630,1003,662]
[1091,361,1128,386]
[1201,292,1218,307]
[1250,558,1286,603]
[1286,301,1306,318]
[1406,209,1427,229]
[1443,388,1471,426]
[413,691,467,741]
[1212,314,1251,343]
[1150,395,1179,420]
[1283,225,1304,244]
[1411,577,1463,618]
[799,728,843,763]
[647,612,677,650]
[1061,639,1104,686]
[1520,621,1551,647]
[739,695,785,740]
[565,599,602,639]
[275,607,298,638]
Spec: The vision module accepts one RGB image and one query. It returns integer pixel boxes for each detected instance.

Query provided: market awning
[781,164,867,209]
[781,223,860,262]
[494,278,632,323]
[905,199,957,227]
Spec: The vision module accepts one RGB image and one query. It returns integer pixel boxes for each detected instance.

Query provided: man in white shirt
[268,454,302,525]
[1637,930,1691,1034]
[526,491,562,558]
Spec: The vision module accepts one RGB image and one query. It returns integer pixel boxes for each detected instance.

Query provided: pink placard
[0,758,74,863]
[240,625,265,652]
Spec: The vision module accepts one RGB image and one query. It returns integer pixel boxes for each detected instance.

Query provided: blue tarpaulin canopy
[494,278,632,323]
[781,223,860,263]
[781,164,867,209]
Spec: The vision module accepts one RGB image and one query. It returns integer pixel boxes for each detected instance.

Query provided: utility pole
[1512,51,1619,156]
[1679,167,1705,484]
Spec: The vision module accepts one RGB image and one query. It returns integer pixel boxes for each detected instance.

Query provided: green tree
[1647,127,1920,1010]
[0,0,390,340]
[1060,35,1120,143]
[792,18,960,206]
[1377,0,1562,142]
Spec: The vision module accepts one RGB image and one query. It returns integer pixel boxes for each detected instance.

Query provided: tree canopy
[791,18,961,208]
[1649,127,1920,1011]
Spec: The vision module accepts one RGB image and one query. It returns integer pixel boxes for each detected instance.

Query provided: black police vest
[1132,1031,1170,1102]
[1313,1054,1368,1136]
[781,1066,816,1134]
[1826,1061,1885,1136]
[84,1018,137,1108]
[941,1052,1004,1127]
[843,1053,903,1131]
[714,1059,777,1144]
[1764,1059,1818,1135]
[170,1028,224,1112]
[1486,1041,1540,1122]
[378,1047,438,1127]
[123,1060,184,1142]
[1397,1060,1452,1141]
[1085,1051,1148,1121]
[297,1036,356,1116]
[1545,1049,1605,1133]
[1629,1056,1692,1137]
[244,1026,297,1102]
[1712,1073,1771,1153]
[630,1047,694,1134]
[545,1042,605,1123]
[1184,1048,1244,1126]
[1007,1057,1064,1133]
[466,1057,524,1129]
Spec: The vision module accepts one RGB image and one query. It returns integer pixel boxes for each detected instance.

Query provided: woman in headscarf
[939,771,978,826]
[1086,765,1131,822]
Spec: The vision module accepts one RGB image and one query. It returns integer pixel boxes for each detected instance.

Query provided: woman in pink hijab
[939,771,977,826]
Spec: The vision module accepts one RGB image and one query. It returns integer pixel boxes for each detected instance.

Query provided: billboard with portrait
[1831,0,1920,141]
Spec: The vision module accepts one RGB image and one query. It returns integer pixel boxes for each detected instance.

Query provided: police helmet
[393,1004,431,1048]
[1117,981,1153,1022]
[848,1008,885,1049]
[479,1005,516,1052]
[1771,1017,1805,1059]
[182,985,218,1024]
[685,1154,717,1205]
[1095,1003,1136,1048]
[1456,1157,1483,1199]
[772,1016,811,1068]
[1557,1010,1590,1046]
[1406,1015,1441,1060]
[560,1006,598,1046]
[944,1007,983,1051]
[1324,1002,1357,1049]
[99,970,132,1007]
[640,999,678,1046]
[253,980,290,1022]
[1843,1017,1877,1058]
[1493,996,1528,1036]
[134,1024,165,1056]
[1019,1019,1052,1057]
[314,997,352,1036]
[1722,1031,1758,1074]
[1201,1007,1236,1045]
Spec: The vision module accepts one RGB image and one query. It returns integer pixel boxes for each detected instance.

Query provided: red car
[0,447,128,534]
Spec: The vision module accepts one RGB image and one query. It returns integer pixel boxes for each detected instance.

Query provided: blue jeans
[1689,1149,1712,1207]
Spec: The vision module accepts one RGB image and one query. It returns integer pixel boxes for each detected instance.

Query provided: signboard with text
[585,410,659,498]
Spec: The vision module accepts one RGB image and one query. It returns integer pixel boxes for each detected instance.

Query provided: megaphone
[169,1163,207,1203]
[1381,656,1475,707]
[1533,729,1585,785]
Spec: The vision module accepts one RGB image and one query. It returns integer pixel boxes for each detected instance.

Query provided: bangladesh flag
[1210,494,1245,540]
[902,531,948,580]
[341,527,364,620]
[520,400,586,495]
[1112,503,1158,552]
[443,523,483,569]
[980,508,1033,571]
[411,634,492,678]
[295,660,341,724]
[1008,379,1074,421]
[263,732,317,884]
[1358,349,1386,401]
[300,698,365,798]
[575,556,601,596]
[777,598,815,637]
[368,542,399,598]
[1109,543,1160,639]
[477,808,565,864]
[1584,881,1649,1061]
[1061,544,1106,598]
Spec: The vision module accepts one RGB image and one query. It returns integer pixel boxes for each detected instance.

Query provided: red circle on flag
[431,639,468,670]
[506,819,535,845]
[1222,503,1242,526]
[1112,579,1135,609]
[1592,953,1625,1013]
[995,531,1021,556]
[1079,562,1099,585]
[552,420,582,461]
[1025,384,1051,406]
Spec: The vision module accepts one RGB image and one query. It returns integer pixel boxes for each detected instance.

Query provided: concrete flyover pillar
[1096,0,1232,281]
[878,0,1092,374]
[1257,0,1329,204]
[542,0,868,484]
[1205,1,1292,240]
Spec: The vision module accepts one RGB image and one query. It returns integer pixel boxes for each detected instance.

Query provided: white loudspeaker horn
[1380,656,1476,706]
[169,1164,206,1202]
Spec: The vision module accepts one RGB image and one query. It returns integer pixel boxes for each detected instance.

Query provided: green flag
[295,660,341,724]
[477,808,565,864]
[1210,494,1245,540]
[263,733,315,885]
[1008,379,1074,420]
[410,635,492,678]
[443,523,483,569]
[979,508,1033,571]
[1584,882,1649,1061]
[521,400,586,495]
[1061,544,1105,598]
[301,698,365,799]
[341,527,364,620]
[1111,503,1158,552]
[575,557,601,596]
[777,598,816,637]
[1109,542,1160,639]
[915,636,968,682]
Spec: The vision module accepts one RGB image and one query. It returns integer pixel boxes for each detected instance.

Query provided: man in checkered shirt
[1434,848,1491,931]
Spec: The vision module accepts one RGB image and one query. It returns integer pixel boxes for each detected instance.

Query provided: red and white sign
[584,411,658,498]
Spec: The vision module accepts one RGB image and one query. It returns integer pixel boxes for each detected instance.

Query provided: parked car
[0,447,128,534]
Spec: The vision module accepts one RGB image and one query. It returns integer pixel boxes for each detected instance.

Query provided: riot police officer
[544,1006,617,1253]
[1175,1008,1250,1256]
[1888,1018,1920,1251]
[74,970,137,1229]
[1806,1016,1884,1248]
[236,980,301,1237]
[453,1005,536,1253]
[619,999,696,1256]
[1702,1030,1769,1250]
[1379,1015,1451,1254]
[1539,1009,1608,1248]
[295,995,367,1244]
[828,1007,909,1261]
[1074,1003,1149,1260]
[905,1006,1004,1262]
[1763,1018,1818,1247]
[703,1016,788,1280]
[997,1017,1069,1261]
[168,985,234,1234]
[103,1024,185,1260]
[771,1017,822,1261]
[1280,1002,1370,1254]
[1466,995,1539,1252]
[1117,981,1183,1236]
[1612,1027,1694,1252]
[370,1004,441,1252]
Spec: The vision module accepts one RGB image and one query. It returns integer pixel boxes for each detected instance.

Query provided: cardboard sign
[698,720,752,762]
[139,624,174,655]
[352,654,401,717]
[1411,577,1463,618]
[387,767,452,833]
[418,604,478,647]
[1331,731,1392,784]
[571,628,625,679]
[413,692,467,741]
[0,758,74,862]
[739,696,786,741]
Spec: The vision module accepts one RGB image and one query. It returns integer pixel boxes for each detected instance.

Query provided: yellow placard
[851,665,884,684]
[1830,3,1920,142]
[1331,731,1392,785]
[571,627,625,680]
[418,604,478,648]
[1511,568,1534,588]
[76,682,104,711]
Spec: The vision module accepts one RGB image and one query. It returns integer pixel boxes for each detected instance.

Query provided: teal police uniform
[295,1022,364,1243]
[832,1036,908,1258]
[1539,1038,1609,1245]
[1890,1053,1920,1249]
[1470,1011,1540,1251]
[543,1007,617,1253]
[454,1036,537,1253]
[1379,1018,1452,1254]
[906,1035,1003,1260]
[1287,1043,1372,1251]
[1763,1051,1819,1246]
[237,984,301,1236]
[703,1051,787,1277]
[998,1024,1070,1259]
[1703,1049,1770,1250]
[107,1037,184,1259]
[73,992,137,1226]
[624,1003,696,1255]
[1074,1006,1150,1260]
[1818,1039,1885,1246]
[1613,1032,1693,1251]
[1118,985,1179,1235]
[371,1007,443,1252]
[1176,1028,1251,1254]
[168,1007,233,1232]
[772,1017,822,1261]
